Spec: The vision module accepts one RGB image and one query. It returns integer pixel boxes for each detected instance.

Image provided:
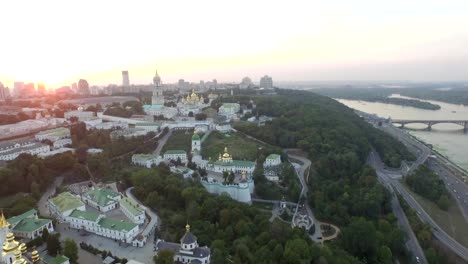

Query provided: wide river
[336,95,468,170]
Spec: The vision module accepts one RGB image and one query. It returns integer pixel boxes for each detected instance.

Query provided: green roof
[83,188,121,207]
[12,218,51,232]
[37,127,70,137]
[133,154,158,160]
[98,218,137,232]
[266,154,281,160]
[43,254,70,264]
[143,104,163,109]
[7,209,37,226]
[68,209,100,222]
[192,134,200,140]
[135,122,160,127]
[120,197,144,216]
[50,192,84,213]
[165,150,186,155]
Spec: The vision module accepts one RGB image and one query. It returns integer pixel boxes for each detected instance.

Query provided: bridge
[391,119,468,132]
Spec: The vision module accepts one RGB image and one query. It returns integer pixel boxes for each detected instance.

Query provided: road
[125,187,160,238]
[284,149,323,241]
[368,151,428,264]
[426,158,468,221]
[38,176,64,217]
[153,129,172,156]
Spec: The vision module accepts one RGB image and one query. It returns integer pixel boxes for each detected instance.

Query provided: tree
[188,111,194,117]
[228,171,235,183]
[47,234,62,256]
[63,239,79,264]
[437,195,450,211]
[222,171,229,183]
[42,227,49,242]
[153,250,174,264]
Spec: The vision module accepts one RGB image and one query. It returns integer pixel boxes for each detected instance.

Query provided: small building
[81,187,121,212]
[48,192,86,222]
[134,122,160,132]
[264,154,281,167]
[163,150,188,164]
[35,127,70,142]
[7,209,54,240]
[191,131,201,153]
[120,197,145,224]
[0,141,50,161]
[53,138,72,149]
[170,166,194,179]
[131,154,160,168]
[64,110,95,121]
[110,128,147,139]
[37,147,74,159]
[155,224,211,264]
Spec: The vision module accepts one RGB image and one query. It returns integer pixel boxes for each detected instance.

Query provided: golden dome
[3,233,20,253]
[12,250,27,264]
[222,152,230,158]
[19,243,27,254]
[185,224,190,232]
[31,249,41,263]
[0,210,9,228]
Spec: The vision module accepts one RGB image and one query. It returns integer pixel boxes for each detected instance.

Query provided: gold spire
[19,242,27,254]
[185,223,190,232]
[0,210,9,228]
[224,147,228,153]
[3,233,20,253]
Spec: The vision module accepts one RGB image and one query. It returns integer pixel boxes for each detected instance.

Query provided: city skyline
[1,0,468,88]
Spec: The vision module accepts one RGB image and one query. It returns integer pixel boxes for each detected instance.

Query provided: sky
[1,0,468,89]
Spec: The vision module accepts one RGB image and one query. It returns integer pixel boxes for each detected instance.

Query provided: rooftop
[0,142,49,156]
[12,218,51,232]
[42,254,70,264]
[120,197,144,216]
[266,154,281,160]
[50,192,84,213]
[83,188,121,207]
[165,150,187,155]
[135,122,160,126]
[212,160,255,167]
[98,218,137,232]
[68,209,100,222]
[132,154,158,160]
[36,127,70,137]
[7,209,37,226]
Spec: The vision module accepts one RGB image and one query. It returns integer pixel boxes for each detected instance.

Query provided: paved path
[38,176,63,217]
[153,129,172,156]
[284,149,323,241]
[125,187,160,238]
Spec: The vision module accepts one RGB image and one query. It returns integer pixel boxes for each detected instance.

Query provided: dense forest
[405,165,451,210]
[313,88,441,110]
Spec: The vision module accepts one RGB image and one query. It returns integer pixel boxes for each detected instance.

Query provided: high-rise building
[37,83,46,95]
[0,82,10,101]
[77,79,90,94]
[24,83,35,96]
[13,82,24,97]
[259,75,273,89]
[71,82,78,92]
[122,71,130,87]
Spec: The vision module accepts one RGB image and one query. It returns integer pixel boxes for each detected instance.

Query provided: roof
[42,254,70,264]
[180,231,197,244]
[135,122,160,127]
[83,188,120,207]
[156,241,211,258]
[165,150,187,155]
[120,197,144,216]
[191,134,200,140]
[68,209,100,222]
[7,209,37,226]
[50,192,84,213]
[36,127,69,137]
[0,142,49,156]
[103,256,115,264]
[132,154,158,160]
[266,154,281,160]
[143,104,164,109]
[98,218,137,232]
[12,218,51,232]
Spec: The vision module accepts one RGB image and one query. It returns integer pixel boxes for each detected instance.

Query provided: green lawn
[202,131,279,161]
[162,130,193,153]
[402,183,468,247]
[251,201,274,211]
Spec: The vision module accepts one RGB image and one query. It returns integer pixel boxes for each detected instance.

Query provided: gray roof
[180,232,197,244]
[156,241,211,258]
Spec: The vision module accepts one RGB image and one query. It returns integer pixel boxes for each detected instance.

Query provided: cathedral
[0,211,69,264]
[143,70,177,118]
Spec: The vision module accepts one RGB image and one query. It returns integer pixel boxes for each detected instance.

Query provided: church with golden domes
[177,89,209,116]
[0,211,69,264]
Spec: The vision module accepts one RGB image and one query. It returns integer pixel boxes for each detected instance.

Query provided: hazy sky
[1,0,468,88]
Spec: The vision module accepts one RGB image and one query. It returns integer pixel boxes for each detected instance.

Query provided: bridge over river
[390,119,468,132]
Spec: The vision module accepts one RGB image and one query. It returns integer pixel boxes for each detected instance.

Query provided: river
[336,95,468,170]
